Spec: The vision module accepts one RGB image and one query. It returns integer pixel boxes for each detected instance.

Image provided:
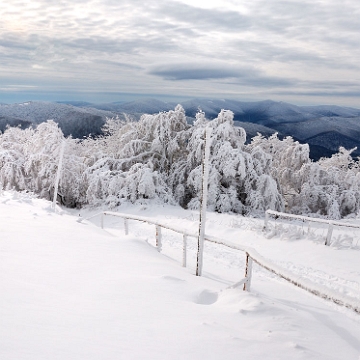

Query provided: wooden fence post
[124,218,129,235]
[156,225,162,252]
[243,253,253,291]
[182,234,187,267]
[196,126,212,276]
[264,211,269,231]
[325,223,333,246]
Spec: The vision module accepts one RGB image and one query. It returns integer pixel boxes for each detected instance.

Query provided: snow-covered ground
[1,191,360,359]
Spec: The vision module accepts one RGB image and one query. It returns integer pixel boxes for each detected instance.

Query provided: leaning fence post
[101,213,104,229]
[124,218,129,235]
[325,223,333,246]
[182,234,187,267]
[156,225,162,252]
[264,211,269,231]
[243,253,253,291]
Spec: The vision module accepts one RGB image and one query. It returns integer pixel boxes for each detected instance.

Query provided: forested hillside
[0,101,117,138]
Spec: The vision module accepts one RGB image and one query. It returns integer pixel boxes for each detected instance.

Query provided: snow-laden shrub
[86,162,174,207]
[115,163,174,205]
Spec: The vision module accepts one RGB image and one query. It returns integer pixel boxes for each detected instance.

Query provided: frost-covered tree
[248,133,310,200]
[58,138,89,207]
[251,133,360,218]
[2,105,360,218]
[179,109,283,214]
[0,121,88,208]
[116,104,189,174]
[0,126,30,191]
[22,120,65,199]
[85,105,188,206]
[291,147,360,218]
[107,163,174,206]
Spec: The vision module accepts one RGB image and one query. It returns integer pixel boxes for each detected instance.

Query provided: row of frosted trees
[1,105,360,219]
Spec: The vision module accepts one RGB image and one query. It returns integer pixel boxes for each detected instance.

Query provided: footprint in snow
[194,290,218,305]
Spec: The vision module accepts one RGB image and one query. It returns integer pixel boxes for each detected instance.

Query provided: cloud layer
[1,0,360,105]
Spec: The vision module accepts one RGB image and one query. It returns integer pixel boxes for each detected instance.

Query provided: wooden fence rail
[79,211,360,314]
[265,209,360,246]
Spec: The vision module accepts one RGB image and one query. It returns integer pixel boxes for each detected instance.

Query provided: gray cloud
[96,59,143,70]
[155,3,252,32]
[150,66,246,81]
[1,0,360,106]
[64,36,179,55]
[150,63,296,89]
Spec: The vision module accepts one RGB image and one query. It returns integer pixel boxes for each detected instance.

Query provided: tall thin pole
[52,140,66,211]
[196,126,212,276]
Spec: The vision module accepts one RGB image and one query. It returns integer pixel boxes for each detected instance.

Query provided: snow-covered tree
[248,133,310,200]
[0,121,88,208]
[85,106,188,206]
[22,120,65,199]
[251,134,360,218]
[2,105,360,219]
[292,147,360,218]
[180,109,283,214]
[0,126,30,191]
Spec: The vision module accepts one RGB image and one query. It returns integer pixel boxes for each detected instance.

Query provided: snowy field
[1,191,360,359]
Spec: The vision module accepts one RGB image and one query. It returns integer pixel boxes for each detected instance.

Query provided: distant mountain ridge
[1,99,360,159]
[0,101,117,138]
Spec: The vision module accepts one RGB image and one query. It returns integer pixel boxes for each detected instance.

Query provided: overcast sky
[1,0,360,106]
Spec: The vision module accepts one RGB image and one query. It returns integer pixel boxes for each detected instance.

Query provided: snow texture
[1,191,360,359]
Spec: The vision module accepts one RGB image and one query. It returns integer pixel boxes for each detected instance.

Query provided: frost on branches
[1,107,360,218]
[173,109,283,214]
[85,105,187,206]
[249,134,360,218]
[0,121,88,207]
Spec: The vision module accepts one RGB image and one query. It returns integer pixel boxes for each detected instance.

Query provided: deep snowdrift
[1,191,360,359]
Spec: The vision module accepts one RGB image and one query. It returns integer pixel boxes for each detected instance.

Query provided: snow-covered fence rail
[204,233,360,313]
[80,211,360,314]
[244,247,360,314]
[264,210,360,246]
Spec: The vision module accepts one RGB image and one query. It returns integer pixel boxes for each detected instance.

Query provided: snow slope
[1,192,360,359]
